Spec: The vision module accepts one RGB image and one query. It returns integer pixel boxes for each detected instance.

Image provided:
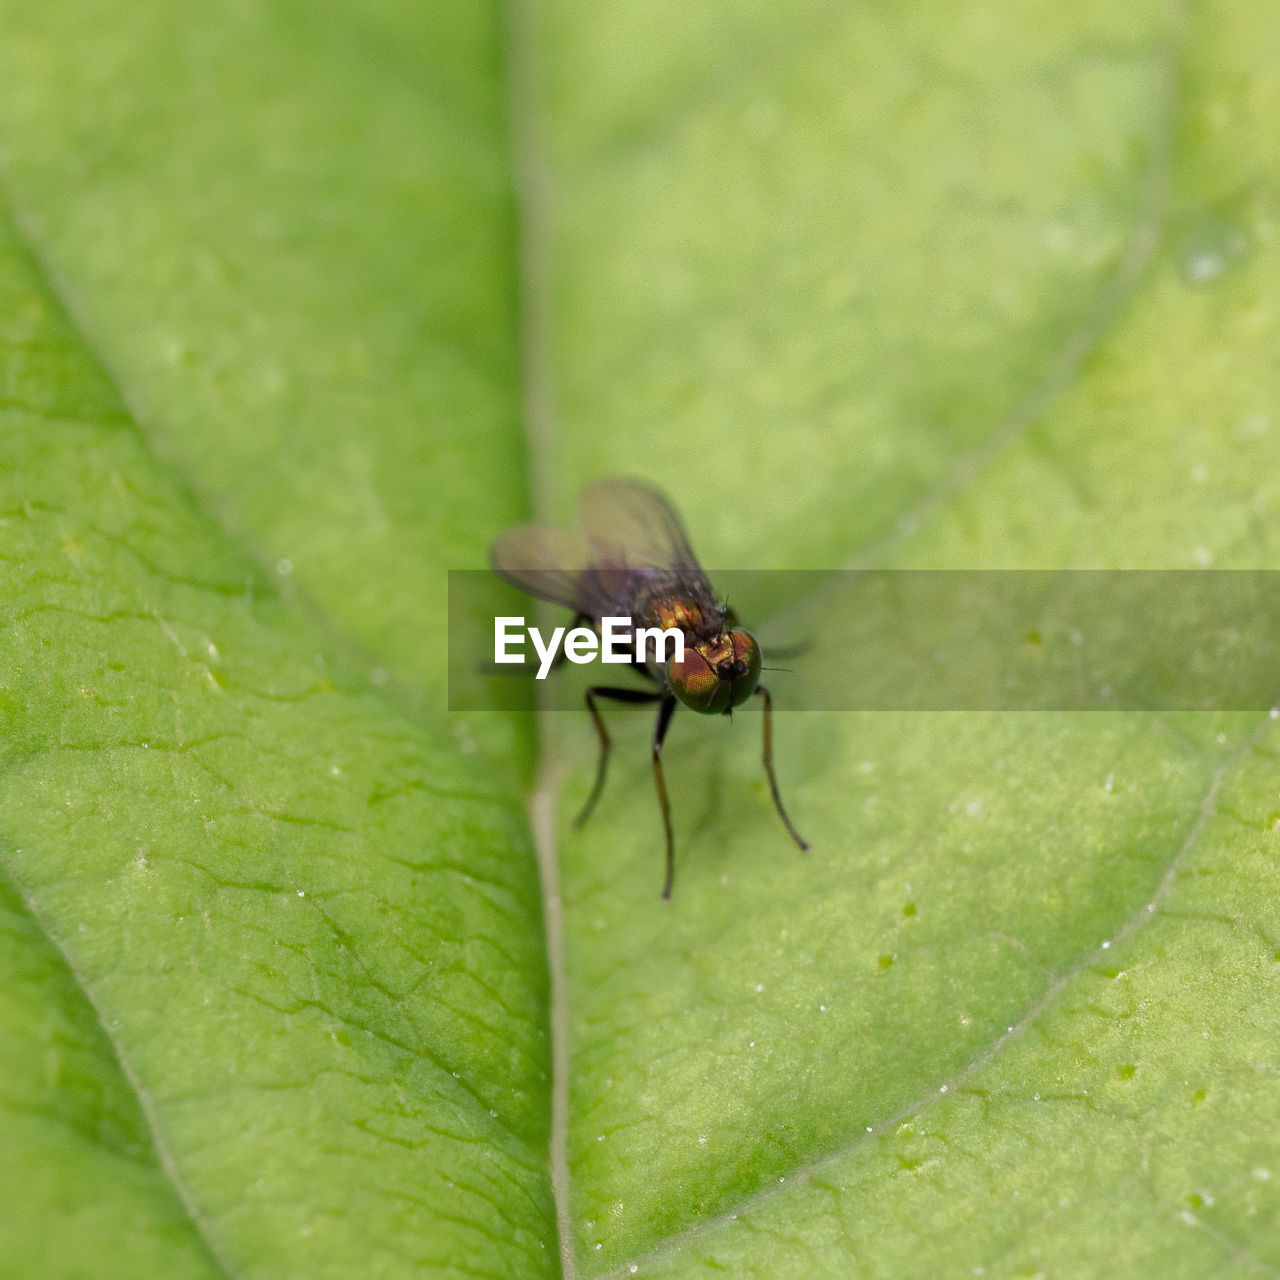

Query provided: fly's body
[490,477,807,898]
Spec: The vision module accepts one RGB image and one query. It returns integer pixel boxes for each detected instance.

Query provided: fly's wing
[576,477,720,614]
[490,521,643,621]
[489,524,591,613]
[578,477,701,569]
[491,478,718,622]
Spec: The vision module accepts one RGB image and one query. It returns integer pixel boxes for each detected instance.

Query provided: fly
[490,476,808,898]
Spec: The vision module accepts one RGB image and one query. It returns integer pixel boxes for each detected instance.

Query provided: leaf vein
[605,704,1271,1277]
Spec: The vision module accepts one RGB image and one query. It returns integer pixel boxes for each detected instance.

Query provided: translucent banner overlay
[448,570,1280,711]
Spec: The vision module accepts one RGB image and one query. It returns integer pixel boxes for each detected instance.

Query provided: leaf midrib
[500,0,576,1271]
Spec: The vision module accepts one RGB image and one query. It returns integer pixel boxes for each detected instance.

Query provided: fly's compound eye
[725,630,762,707]
[667,649,733,715]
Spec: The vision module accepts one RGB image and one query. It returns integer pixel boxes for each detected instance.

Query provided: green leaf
[3,1,1280,1278]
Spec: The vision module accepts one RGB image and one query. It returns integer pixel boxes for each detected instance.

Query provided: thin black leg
[577,686,663,830]
[755,685,808,851]
[651,695,678,899]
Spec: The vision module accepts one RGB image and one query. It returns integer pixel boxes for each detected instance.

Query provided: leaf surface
[3,1,1280,1278]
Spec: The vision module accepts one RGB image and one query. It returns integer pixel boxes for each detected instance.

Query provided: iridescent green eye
[667,631,763,715]
[726,630,762,706]
[667,649,732,715]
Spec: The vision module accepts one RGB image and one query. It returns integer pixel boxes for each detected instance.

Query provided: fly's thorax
[641,598,719,641]
[626,572,724,637]
[666,628,762,715]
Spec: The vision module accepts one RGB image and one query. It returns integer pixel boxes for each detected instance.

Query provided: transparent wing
[491,478,717,620]
[576,477,706,576]
[489,524,592,612]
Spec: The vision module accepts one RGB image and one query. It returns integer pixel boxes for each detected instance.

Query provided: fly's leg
[577,687,663,830]
[651,695,678,899]
[755,685,809,851]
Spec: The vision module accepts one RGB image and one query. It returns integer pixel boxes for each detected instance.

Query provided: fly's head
[667,629,761,715]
